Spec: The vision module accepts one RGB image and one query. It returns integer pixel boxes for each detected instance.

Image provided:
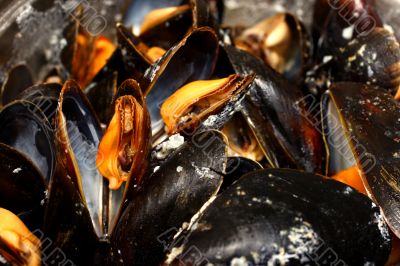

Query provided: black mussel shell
[144,26,219,136]
[324,82,400,238]
[115,24,152,88]
[111,130,227,265]
[123,0,187,35]
[16,83,62,130]
[0,143,46,231]
[165,169,391,265]
[329,27,400,96]
[43,163,98,265]
[139,5,193,50]
[85,72,117,124]
[222,44,323,173]
[87,24,152,93]
[55,80,105,237]
[0,100,55,183]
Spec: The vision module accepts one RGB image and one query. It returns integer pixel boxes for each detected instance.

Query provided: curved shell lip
[0,99,56,183]
[143,26,219,96]
[55,79,104,229]
[17,82,62,99]
[0,142,47,185]
[321,87,373,192]
[116,23,153,66]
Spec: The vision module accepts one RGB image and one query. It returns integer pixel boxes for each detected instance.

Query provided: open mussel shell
[0,143,46,231]
[165,169,391,265]
[97,78,152,199]
[16,83,62,130]
[87,24,152,94]
[160,73,255,137]
[144,26,219,137]
[328,27,400,96]
[322,82,400,238]
[115,24,152,87]
[235,12,312,83]
[111,130,227,265]
[0,100,55,183]
[124,0,218,39]
[55,80,105,237]
[222,112,265,162]
[138,3,193,50]
[222,44,323,173]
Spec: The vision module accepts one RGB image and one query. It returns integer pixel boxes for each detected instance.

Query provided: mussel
[221,44,324,173]
[160,73,255,135]
[322,82,400,238]
[96,79,151,190]
[235,12,312,83]
[165,169,390,265]
[112,130,228,265]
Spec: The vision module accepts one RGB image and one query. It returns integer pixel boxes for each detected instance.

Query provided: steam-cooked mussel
[0,100,55,183]
[144,26,219,138]
[221,44,323,173]
[160,73,255,135]
[322,82,400,238]
[112,130,227,265]
[165,169,391,265]
[235,13,312,83]
[0,208,41,266]
[44,78,151,264]
[0,144,46,231]
[96,79,151,191]
[124,0,219,50]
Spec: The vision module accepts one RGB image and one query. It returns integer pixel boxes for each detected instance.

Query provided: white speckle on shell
[13,168,22,174]
[153,166,160,173]
[342,25,355,39]
[155,134,185,160]
[176,166,183,173]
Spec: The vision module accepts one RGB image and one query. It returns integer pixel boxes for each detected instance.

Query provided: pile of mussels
[2,0,400,265]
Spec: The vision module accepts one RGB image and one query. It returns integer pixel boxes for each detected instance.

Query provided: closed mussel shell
[111,130,227,265]
[165,169,391,265]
